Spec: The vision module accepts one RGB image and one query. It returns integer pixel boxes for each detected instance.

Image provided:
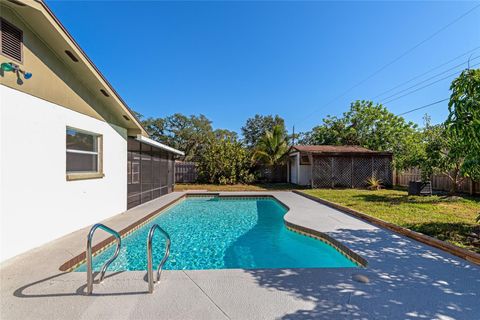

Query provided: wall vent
[100,89,110,97]
[0,18,23,62]
[65,50,79,62]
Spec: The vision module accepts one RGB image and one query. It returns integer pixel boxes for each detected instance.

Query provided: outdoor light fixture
[21,70,32,79]
[1,62,32,80]
[1,62,14,72]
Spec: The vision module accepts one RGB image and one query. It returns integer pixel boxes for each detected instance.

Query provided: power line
[397,98,449,116]
[383,61,480,104]
[373,46,480,99]
[295,3,480,125]
[380,56,480,102]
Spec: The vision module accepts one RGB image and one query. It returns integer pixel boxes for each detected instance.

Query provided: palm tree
[252,125,289,166]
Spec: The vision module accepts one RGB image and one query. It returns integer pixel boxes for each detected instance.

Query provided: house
[0,0,183,262]
[287,145,393,188]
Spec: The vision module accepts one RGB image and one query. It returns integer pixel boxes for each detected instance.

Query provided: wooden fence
[254,165,287,183]
[175,161,198,183]
[394,168,479,195]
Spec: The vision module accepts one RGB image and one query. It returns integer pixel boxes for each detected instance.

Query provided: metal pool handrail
[86,223,122,295]
[147,224,171,293]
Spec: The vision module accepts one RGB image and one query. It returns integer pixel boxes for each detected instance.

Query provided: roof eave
[136,135,185,156]
[288,146,393,156]
[32,0,148,136]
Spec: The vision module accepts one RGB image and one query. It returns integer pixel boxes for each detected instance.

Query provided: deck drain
[352,274,370,283]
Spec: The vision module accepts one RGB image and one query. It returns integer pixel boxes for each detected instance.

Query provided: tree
[252,125,289,166]
[419,119,468,193]
[447,68,480,181]
[140,113,214,161]
[241,114,286,148]
[301,100,423,169]
[213,129,238,141]
[196,136,254,184]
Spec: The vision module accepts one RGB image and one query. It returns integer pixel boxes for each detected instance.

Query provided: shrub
[367,177,383,190]
[197,137,254,184]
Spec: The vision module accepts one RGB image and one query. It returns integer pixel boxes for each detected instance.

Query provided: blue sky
[47,1,480,134]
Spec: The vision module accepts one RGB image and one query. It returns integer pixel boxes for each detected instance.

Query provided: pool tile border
[59,194,188,271]
[285,222,367,267]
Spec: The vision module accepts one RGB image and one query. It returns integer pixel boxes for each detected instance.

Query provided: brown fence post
[371,156,374,178]
[351,157,354,188]
[308,153,313,188]
[331,157,334,188]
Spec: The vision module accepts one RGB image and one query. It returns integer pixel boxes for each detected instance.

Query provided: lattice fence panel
[312,156,332,188]
[332,157,352,187]
[373,157,392,186]
[352,157,373,188]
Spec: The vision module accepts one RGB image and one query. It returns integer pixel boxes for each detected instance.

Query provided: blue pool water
[76,197,357,271]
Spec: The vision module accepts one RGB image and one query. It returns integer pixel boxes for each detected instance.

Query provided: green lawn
[303,189,480,253]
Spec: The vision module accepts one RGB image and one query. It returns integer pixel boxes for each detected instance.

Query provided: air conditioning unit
[408,181,432,196]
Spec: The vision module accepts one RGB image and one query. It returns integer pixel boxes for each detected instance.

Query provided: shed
[288,145,393,188]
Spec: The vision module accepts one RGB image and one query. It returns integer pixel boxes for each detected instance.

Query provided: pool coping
[60,192,367,271]
[285,222,367,267]
[293,190,480,266]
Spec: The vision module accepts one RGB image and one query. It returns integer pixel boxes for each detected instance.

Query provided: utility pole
[292,125,295,145]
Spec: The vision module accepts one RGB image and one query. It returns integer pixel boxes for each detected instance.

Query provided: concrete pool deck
[1,191,479,319]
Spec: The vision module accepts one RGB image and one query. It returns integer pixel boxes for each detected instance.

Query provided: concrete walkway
[1,191,479,319]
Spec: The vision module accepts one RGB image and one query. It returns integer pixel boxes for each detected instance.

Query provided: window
[1,18,23,62]
[66,127,103,180]
[300,154,311,165]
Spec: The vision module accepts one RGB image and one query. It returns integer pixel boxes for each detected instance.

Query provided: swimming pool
[76,196,358,271]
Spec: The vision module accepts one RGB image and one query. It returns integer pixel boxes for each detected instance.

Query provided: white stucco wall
[289,153,311,186]
[298,164,312,186]
[290,153,299,184]
[0,85,128,262]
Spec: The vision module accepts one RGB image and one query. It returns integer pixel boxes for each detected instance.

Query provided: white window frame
[66,127,104,181]
[300,154,311,165]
